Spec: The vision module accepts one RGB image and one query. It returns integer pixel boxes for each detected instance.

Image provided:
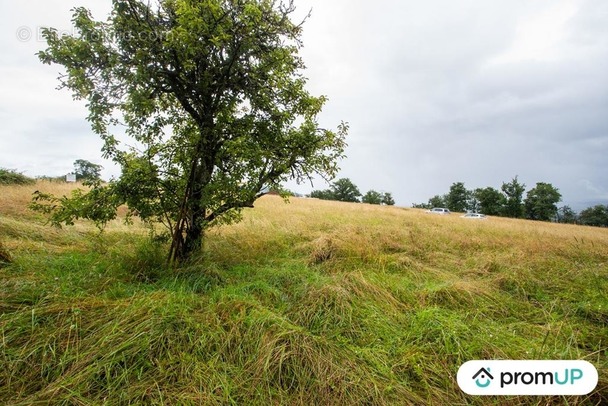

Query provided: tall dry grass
[1,180,81,218]
[0,180,144,255]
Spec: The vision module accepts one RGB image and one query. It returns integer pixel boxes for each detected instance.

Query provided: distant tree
[310,189,335,200]
[524,182,561,221]
[474,187,505,215]
[330,178,361,203]
[579,205,608,227]
[362,190,383,205]
[412,202,429,209]
[381,192,395,206]
[557,205,578,224]
[428,195,446,208]
[501,176,526,218]
[446,182,470,212]
[468,193,481,213]
[73,159,103,182]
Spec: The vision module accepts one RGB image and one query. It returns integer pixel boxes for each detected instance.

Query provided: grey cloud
[1,0,606,212]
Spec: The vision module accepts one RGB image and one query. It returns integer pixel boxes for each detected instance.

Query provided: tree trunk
[169,185,207,263]
[183,177,206,260]
[169,117,215,263]
[183,216,205,259]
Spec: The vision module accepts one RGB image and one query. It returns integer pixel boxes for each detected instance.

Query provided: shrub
[0,168,35,185]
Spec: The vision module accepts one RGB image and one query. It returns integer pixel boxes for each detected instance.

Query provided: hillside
[1,181,607,405]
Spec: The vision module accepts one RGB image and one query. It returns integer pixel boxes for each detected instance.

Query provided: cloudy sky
[1,0,607,210]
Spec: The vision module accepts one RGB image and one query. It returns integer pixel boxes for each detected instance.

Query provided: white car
[461,213,487,219]
[426,207,451,215]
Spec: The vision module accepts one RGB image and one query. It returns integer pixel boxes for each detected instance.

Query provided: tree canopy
[524,182,561,221]
[310,179,395,205]
[381,192,395,206]
[473,187,505,216]
[361,190,382,205]
[427,195,446,209]
[360,190,395,206]
[35,0,347,262]
[557,205,578,224]
[329,178,361,203]
[501,176,526,218]
[73,159,103,182]
[579,205,608,227]
[445,182,470,213]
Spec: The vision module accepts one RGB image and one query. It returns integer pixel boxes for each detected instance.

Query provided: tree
[330,178,361,203]
[467,193,481,213]
[557,205,578,224]
[428,195,446,208]
[362,190,382,205]
[524,182,562,221]
[446,182,470,213]
[73,159,103,182]
[579,205,608,227]
[474,187,505,215]
[501,176,526,218]
[35,0,347,262]
[309,189,334,200]
[381,192,395,206]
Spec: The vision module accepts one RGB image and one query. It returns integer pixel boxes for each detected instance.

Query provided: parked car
[461,213,487,219]
[426,207,451,215]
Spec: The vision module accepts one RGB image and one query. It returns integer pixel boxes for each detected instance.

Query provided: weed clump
[309,236,336,264]
[0,241,11,266]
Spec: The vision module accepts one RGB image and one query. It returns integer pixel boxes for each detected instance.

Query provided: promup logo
[457,360,598,396]
[472,367,494,388]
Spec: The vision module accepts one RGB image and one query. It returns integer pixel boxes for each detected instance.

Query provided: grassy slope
[1,181,607,405]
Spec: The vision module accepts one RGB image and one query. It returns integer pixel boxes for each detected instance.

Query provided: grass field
[1,181,607,405]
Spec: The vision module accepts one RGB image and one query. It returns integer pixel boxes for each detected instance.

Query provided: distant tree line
[413,176,608,227]
[310,178,395,206]
[560,205,608,227]
[0,160,104,185]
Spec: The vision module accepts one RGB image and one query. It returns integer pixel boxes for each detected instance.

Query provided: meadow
[1,181,607,405]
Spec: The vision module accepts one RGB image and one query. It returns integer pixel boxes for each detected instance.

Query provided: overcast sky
[1,0,607,210]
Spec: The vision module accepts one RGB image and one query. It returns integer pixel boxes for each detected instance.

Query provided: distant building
[66,173,76,183]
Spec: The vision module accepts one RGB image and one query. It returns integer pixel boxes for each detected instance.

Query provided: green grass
[1,184,607,404]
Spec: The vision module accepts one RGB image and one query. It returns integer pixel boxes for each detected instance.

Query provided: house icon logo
[472,367,494,388]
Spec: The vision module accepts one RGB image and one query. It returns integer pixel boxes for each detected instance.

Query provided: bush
[0,168,35,185]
